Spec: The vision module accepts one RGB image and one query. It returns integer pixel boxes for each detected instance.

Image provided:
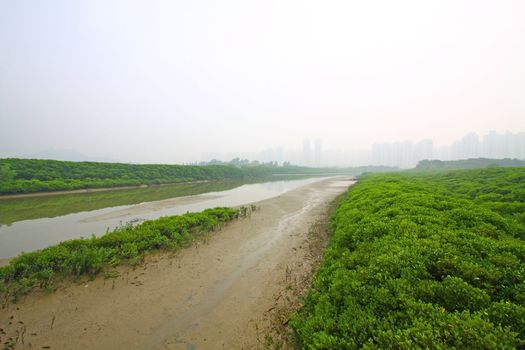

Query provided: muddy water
[0,177,327,258]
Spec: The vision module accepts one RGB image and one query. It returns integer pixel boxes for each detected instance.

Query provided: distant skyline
[4,130,525,169]
[1,1,525,163]
[203,130,525,168]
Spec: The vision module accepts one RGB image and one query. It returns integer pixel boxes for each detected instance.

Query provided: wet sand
[80,193,222,223]
[0,177,354,349]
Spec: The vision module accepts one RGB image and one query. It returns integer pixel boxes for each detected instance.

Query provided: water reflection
[0,177,327,258]
[0,181,243,225]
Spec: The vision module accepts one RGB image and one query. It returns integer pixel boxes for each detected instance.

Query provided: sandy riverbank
[0,177,354,349]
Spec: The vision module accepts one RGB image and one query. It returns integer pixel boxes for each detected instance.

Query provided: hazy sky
[1,0,524,163]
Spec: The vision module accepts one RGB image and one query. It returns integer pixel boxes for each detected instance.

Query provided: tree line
[0,158,270,195]
[0,158,396,195]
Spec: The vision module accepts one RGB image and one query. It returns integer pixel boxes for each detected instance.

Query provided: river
[0,176,328,258]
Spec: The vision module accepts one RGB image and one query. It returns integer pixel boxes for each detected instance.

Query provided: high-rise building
[372,139,433,168]
[516,132,525,159]
[415,139,434,161]
[482,131,500,158]
[314,139,322,167]
[451,133,480,159]
[303,139,312,166]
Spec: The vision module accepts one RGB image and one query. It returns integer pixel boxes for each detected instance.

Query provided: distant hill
[416,158,525,170]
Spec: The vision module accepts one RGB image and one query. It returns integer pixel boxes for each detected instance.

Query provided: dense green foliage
[0,158,392,195]
[0,207,241,305]
[0,158,250,194]
[417,158,525,170]
[291,168,525,349]
[0,164,16,182]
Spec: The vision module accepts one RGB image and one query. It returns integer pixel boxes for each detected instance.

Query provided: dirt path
[0,178,354,350]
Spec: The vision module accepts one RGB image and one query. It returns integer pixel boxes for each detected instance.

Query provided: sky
[1,0,524,164]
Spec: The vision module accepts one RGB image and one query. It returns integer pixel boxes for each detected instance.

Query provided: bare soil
[0,178,353,349]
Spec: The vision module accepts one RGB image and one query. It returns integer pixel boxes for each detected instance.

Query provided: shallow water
[0,179,258,225]
[0,177,327,258]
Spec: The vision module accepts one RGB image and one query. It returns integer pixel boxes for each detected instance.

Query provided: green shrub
[292,168,525,348]
[0,207,239,304]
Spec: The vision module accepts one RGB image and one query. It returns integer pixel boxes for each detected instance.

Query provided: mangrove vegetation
[291,167,525,349]
[0,158,395,195]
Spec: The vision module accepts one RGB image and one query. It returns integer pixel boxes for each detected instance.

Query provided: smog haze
[1,0,524,165]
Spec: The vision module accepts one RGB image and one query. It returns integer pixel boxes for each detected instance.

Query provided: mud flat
[0,177,354,349]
